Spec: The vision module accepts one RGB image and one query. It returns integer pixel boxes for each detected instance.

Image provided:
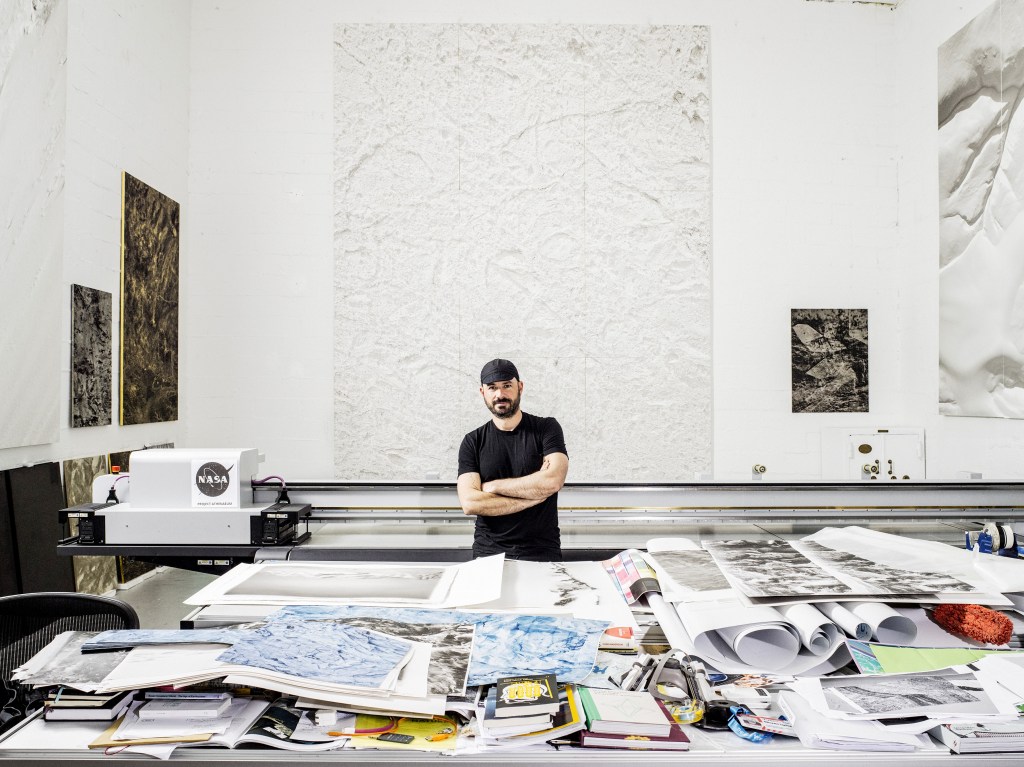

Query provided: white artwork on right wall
[938,0,1024,417]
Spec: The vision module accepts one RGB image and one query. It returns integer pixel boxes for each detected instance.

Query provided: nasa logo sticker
[195,462,232,497]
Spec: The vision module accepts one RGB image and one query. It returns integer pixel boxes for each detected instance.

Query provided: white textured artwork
[939,0,1024,417]
[0,0,63,449]
[333,24,711,480]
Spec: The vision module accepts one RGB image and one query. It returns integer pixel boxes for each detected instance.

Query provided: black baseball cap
[480,358,519,385]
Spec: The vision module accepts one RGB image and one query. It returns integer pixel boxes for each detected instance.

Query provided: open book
[89,697,349,754]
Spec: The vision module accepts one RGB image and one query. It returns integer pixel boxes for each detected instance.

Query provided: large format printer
[58,448,1024,574]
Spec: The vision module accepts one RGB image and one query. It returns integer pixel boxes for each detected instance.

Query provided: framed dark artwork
[70,284,112,427]
[791,308,868,413]
[120,172,180,425]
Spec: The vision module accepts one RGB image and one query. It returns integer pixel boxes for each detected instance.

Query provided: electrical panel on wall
[820,427,926,480]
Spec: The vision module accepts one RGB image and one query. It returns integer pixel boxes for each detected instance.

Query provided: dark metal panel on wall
[0,471,19,596]
[7,463,74,593]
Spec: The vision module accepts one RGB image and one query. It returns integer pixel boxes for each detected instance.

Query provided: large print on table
[70,284,112,427]
[939,0,1024,417]
[120,171,179,425]
[333,24,712,481]
[791,308,868,413]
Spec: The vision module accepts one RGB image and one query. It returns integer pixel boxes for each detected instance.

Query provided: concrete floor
[112,567,217,629]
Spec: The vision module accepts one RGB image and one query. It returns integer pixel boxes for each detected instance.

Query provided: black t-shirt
[457,412,567,559]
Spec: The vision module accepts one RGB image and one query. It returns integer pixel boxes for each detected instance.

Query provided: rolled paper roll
[716,622,801,671]
[777,603,840,656]
[817,601,871,641]
[847,601,917,644]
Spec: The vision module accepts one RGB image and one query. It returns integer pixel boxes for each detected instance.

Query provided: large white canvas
[333,24,711,481]
[0,1,63,449]
[939,0,1024,417]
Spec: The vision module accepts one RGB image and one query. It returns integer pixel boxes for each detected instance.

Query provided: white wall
[0,0,65,454]
[0,0,190,473]
[186,0,934,480]
[6,0,1020,482]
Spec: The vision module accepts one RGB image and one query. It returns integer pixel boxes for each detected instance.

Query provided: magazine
[89,697,349,753]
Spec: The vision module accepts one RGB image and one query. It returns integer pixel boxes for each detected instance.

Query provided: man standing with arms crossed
[457,359,569,561]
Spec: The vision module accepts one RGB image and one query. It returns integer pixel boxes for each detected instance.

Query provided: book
[89,697,349,753]
[579,726,690,751]
[577,686,674,737]
[138,696,232,719]
[493,673,560,718]
[482,686,553,730]
[498,684,587,746]
[43,690,135,721]
[930,722,1024,753]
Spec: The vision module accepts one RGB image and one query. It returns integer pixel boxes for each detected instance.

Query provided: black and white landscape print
[796,540,975,594]
[326,617,475,695]
[703,539,853,598]
[70,284,112,427]
[791,308,868,413]
[821,673,991,718]
[647,549,731,592]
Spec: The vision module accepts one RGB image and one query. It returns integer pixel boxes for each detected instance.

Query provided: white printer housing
[97,448,267,545]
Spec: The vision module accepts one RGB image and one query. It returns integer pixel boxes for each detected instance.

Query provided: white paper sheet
[463,559,635,628]
[183,555,503,608]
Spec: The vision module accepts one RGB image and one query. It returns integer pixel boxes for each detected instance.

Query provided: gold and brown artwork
[120,172,179,425]
[63,454,117,595]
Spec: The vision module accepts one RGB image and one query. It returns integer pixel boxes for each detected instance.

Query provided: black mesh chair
[0,592,140,733]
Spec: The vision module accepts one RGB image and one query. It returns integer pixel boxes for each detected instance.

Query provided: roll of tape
[1000,524,1015,551]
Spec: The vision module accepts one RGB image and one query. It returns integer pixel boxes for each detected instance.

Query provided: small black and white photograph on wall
[70,284,112,427]
[791,308,868,413]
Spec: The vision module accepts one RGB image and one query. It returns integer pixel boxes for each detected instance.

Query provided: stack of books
[577,687,690,751]
[478,673,561,738]
[42,689,135,721]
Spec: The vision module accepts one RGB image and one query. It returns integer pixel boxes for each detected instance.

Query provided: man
[457,359,569,561]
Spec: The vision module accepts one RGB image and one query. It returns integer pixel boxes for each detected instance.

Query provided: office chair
[0,592,140,734]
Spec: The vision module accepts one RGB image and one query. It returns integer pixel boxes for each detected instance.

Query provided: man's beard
[487,392,521,419]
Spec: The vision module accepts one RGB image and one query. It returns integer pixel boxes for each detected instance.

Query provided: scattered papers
[267,605,608,686]
[13,631,128,690]
[215,620,415,689]
[778,691,929,751]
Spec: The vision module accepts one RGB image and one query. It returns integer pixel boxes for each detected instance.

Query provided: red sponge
[931,604,1014,645]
